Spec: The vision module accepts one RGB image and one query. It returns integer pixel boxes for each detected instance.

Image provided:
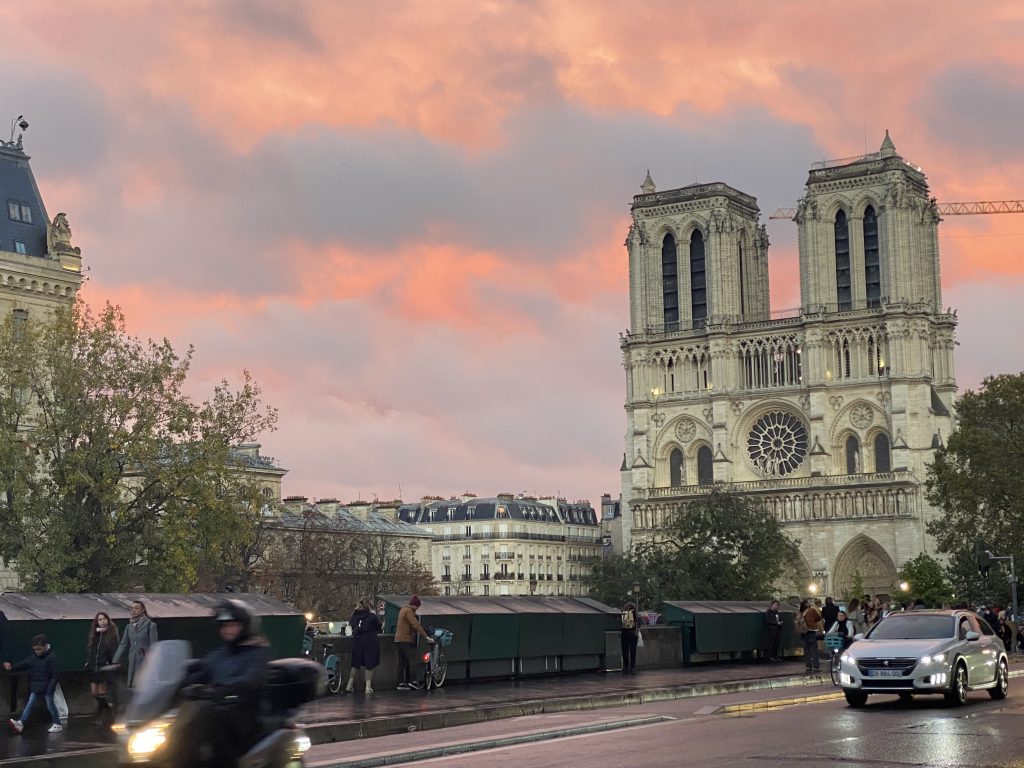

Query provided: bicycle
[319,641,344,694]
[421,627,452,690]
[825,633,845,685]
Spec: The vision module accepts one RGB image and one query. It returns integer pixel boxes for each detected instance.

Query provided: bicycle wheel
[431,652,448,688]
[326,658,344,694]
[829,650,842,685]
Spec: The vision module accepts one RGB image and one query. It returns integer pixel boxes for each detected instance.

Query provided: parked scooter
[114,640,320,767]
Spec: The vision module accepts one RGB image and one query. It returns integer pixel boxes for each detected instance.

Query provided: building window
[845,435,860,474]
[483,585,489,596]
[690,230,707,327]
[7,202,31,223]
[874,433,891,473]
[835,210,851,311]
[669,448,684,487]
[697,445,714,485]
[14,240,27,255]
[863,205,881,308]
[738,242,746,317]
[662,234,678,330]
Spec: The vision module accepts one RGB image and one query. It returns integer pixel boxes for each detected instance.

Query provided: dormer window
[7,201,32,223]
[13,240,27,255]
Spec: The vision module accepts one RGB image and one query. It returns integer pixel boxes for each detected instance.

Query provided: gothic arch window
[690,230,707,328]
[670,448,684,487]
[696,445,714,485]
[835,210,852,311]
[845,435,860,474]
[863,205,881,308]
[662,234,679,331]
[874,432,891,473]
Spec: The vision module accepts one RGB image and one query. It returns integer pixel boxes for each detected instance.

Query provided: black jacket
[85,630,119,673]
[765,608,784,632]
[821,603,839,629]
[186,634,269,712]
[12,649,59,694]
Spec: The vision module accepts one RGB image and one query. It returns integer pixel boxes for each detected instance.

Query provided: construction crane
[769,200,1024,220]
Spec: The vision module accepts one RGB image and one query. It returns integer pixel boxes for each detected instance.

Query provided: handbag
[636,631,645,649]
[53,683,69,722]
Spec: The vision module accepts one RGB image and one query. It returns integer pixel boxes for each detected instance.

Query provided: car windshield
[868,615,954,640]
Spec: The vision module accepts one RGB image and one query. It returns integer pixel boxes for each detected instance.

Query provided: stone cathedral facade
[619,133,956,598]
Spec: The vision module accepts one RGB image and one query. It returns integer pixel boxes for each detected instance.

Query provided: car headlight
[127,721,172,760]
[292,731,312,758]
[920,653,946,664]
[840,654,853,664]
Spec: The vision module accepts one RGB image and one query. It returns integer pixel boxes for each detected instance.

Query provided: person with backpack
[620,601,640,674]
[345,597,381,694]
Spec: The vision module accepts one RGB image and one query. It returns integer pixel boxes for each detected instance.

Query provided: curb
[311,715,673,768]
[304,671,833,743]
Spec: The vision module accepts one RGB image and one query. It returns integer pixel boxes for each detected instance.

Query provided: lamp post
[632,581,641,615]
[649,387,665,428]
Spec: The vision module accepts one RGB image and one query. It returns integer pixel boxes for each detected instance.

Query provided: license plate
[868,669,902,677]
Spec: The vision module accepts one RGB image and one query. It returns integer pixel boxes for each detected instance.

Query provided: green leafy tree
[897,553,952,608]
[0,301,277,592]
[926,374,1024,577]
[586,490,800,606]
[943,547,1012,608]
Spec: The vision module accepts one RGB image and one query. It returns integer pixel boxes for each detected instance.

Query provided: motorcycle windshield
[123,640,192,725]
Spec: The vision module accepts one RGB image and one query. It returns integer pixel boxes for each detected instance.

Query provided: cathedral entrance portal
[832,535,898,599]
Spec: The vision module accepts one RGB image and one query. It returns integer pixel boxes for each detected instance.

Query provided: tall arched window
[874,433,891,473]
[690,230,707,328]
[863,205,881,308]
[670,449,684,487]
[738,242,746,318]
[662,234,678,330]
[835,210,851,311]
[845,435,860,474]
[697,445,714,485]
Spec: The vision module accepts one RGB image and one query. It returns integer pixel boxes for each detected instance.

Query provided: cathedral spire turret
[641,170,656,194]
[879,129,897,158]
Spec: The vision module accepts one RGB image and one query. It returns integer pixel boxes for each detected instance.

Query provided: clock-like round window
[747,411,808,477]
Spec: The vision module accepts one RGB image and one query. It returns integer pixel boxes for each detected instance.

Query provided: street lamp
[649,388,665,428]
[899,581,910,594]
[807,583,818,595]
[632,581,641,612]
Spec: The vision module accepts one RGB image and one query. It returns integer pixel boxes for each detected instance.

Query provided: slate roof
[0,143,49,258]
[271,504,432,538]
[397,497,599,527]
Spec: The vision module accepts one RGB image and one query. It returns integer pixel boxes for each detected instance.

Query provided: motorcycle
[114,640,320,767]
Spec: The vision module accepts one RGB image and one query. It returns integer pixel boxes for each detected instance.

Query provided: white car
[837,609,1009,707]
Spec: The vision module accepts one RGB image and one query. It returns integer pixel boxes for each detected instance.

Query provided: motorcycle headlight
[127,720,172,760]
[292,731,312,758]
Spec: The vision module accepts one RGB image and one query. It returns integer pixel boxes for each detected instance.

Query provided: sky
[4,1,1024,506]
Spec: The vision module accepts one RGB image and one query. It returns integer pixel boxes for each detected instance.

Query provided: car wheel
[844,689,867,708]
[989,659,1008,700]
[944,663,968,706]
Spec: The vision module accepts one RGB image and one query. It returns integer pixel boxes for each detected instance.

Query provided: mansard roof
[397,497,599,527]
[271,502,432,537]
[0,142,49,257]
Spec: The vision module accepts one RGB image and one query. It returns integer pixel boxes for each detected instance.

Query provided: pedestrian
[846,598,865,637]
[827,610,854,650]
[996,612,1013,651]
[880,598,893,619]
[764,600,784,663]
[801,599,823,673]
[620,601,640,674]
[85,612,119,723]
[113,599,158,687]
[346,597,381,694]
[5,634,61,734]
[821,596,839,631]
[394,596,433,690]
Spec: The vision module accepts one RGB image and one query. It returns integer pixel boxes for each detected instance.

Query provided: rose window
[747,411,809,477]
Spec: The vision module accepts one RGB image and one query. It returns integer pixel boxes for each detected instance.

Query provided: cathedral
[618,133,956,598]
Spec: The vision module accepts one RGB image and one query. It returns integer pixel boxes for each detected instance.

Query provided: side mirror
[964,631,980,641]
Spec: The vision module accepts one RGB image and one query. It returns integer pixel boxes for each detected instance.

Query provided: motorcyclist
[170,599,270,767]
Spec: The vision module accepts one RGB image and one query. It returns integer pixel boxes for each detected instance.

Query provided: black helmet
[214,598,255,637]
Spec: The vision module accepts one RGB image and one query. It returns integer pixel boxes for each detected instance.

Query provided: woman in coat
[113,600,158,687]
[85,612,120,720]
[345,597,381,694]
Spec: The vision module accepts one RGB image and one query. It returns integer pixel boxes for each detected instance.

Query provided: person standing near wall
[394,596,433,690]
[764,600,784,663]
[85,612,120,723]
[346,597,381,694]
[113,600,158,687]
[620,601,640,674]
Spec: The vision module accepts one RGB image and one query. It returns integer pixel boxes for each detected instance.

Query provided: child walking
[5,634,62,733]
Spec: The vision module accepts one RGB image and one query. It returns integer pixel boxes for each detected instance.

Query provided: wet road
[309,684,1024,768]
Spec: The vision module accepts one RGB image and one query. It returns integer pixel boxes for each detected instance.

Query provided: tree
[926,373,1024,599]
[587,490,801,605]
[897,553,952,608]
[0,301,277,591]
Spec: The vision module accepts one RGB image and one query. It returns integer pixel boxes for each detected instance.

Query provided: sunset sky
[5,1,1024,506]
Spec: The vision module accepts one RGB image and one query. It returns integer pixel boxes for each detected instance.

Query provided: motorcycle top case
[266,658,321,712]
